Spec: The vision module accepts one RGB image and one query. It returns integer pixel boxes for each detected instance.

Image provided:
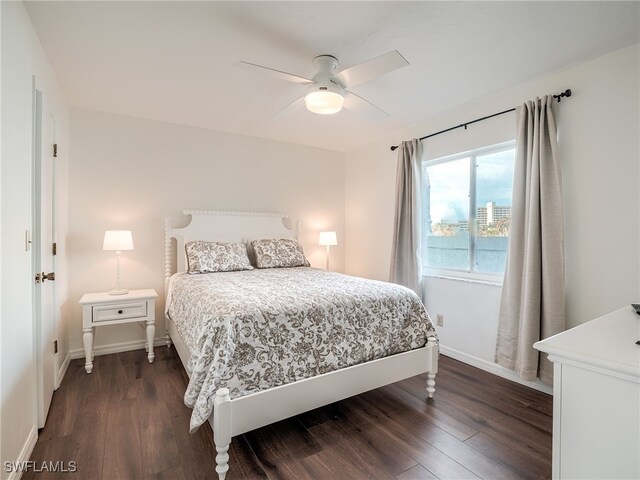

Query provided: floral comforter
[166,267,436,432]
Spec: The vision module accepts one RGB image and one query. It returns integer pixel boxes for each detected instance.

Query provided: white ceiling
[25,1,639,152]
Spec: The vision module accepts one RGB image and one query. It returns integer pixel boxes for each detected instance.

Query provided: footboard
[212,336,438,480]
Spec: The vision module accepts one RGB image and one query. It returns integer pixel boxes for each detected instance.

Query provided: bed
[164,210,439,480]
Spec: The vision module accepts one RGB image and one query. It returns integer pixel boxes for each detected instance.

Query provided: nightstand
[79,289,158,373]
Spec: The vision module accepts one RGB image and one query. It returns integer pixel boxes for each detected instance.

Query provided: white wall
[345,45,640,378]
[0,1,69,476]
[67,110,345,354]
[1,0,4,464]
[0,0,4,461]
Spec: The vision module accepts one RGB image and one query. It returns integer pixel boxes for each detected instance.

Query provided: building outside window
[422,141,515,280]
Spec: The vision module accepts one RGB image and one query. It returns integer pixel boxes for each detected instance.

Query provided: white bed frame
[164,210,438,480]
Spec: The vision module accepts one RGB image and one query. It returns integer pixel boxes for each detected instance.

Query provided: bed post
[164,218,173,348]
[213,388,232,480]
[426,336,438,398]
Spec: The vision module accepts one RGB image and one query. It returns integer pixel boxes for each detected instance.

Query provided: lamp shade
[305,91,344,115]
[103,230,134,251]
[305,82,344,115]
[319,231,338,246]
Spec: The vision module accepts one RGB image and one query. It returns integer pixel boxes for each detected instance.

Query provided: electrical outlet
[436,314,444,327]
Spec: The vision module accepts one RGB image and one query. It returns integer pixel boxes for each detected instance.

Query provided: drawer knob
[118,310,123,314]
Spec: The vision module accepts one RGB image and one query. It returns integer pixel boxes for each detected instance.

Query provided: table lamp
[103,230,134,295]
[319,231,337,271]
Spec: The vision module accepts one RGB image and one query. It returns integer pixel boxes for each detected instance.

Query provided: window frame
[422,140,515,283]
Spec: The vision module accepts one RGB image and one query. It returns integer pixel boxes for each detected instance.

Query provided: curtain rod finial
[554,89,572,102]
[390,145,398,152]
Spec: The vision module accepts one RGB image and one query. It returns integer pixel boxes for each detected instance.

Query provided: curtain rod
[389,89,572,152]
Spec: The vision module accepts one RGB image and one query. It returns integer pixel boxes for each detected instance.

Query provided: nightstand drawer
[92,301,147,322]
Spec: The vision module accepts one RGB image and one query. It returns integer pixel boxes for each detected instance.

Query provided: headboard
[164,210,298,286]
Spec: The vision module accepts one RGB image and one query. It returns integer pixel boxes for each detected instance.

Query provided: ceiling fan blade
[334,50,409,88]
[270,95,306,119]
[236,61,313,85]
[343,91,389,121]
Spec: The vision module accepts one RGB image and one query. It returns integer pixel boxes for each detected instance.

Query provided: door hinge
[54,340,58,354]
[52,242,57,256]
[53,143,58,158]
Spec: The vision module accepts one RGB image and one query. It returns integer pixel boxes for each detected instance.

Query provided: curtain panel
[390,138,423,297]
[496,95,565,384]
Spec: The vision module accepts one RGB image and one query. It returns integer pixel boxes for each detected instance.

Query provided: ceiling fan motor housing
[312,55,344,86]
[313,55,339,74]
[306,81,343,97]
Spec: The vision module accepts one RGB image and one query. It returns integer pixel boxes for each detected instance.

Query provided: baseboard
[55,351,71,389]
[5,426,38,480]
[439,344,553,395]
[69,337,168,360]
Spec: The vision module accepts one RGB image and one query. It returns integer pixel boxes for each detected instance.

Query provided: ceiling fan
[237,50,409,119]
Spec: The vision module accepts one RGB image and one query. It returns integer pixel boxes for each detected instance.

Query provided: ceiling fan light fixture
[304,84,344,115]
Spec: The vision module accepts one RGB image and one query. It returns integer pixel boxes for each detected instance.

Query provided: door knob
[42,272,55,282]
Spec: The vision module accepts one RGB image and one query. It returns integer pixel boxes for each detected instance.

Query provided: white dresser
[534,306,640,479]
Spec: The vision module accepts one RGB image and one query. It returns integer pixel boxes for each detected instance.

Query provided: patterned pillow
[251,238,310,269]
[185,241,253,274]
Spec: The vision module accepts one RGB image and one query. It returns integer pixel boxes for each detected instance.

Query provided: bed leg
[215,444,229,480]
[166,329,172,348]
[213,388,231,480]
[427,372,436,398]
[426,336,438,399]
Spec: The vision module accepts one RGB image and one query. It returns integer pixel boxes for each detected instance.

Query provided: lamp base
[108,288,129,296]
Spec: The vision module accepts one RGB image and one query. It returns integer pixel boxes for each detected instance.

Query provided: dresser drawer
[92,301,147,322]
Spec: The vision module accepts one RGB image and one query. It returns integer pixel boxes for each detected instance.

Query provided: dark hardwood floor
[26,347,552,479]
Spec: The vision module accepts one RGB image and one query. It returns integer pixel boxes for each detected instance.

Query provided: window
[422,141,515,279]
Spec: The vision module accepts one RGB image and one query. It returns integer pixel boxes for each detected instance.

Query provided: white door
[33,83,57,428]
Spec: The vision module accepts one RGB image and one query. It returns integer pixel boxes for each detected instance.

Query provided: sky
[424,148,515,224]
